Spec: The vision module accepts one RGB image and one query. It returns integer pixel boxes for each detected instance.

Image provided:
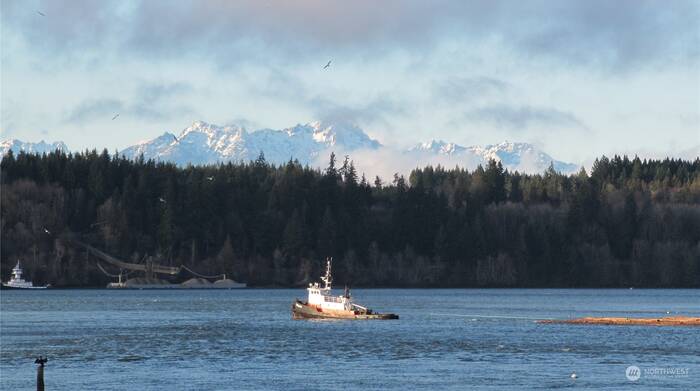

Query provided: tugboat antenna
[321,257,332,289]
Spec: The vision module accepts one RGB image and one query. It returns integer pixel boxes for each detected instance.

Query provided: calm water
[1,289,699,390]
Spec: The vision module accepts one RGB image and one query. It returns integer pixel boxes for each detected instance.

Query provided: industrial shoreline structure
[73,240,245,289]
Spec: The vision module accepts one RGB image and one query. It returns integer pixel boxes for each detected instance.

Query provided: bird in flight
[206,176,214,181]
[43,228,51,235]
[112,113,120,120]
[159,197,166,204]
[322,60,332,70]
[172,134,179,143]
[37,11,45,16]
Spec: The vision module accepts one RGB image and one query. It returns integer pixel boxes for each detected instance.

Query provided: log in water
[539,316,700,326]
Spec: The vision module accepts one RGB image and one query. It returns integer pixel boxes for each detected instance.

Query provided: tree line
[1,149,699,287]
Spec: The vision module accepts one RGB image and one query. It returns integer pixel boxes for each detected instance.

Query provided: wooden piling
[36,365,44,391]
[34,356,47,391]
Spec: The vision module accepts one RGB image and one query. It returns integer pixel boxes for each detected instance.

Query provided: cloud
[64,81,195,124]
[225,117,259,130]
[124,1,700,71]
[249,67,310,102]
[309,96,406,128]
[3,1,697,72]
[66,98,124,124]
[0,99,22,138]
[138,82,193,103]
[464,105,587,130]
[512,1,700,72]
[433,76,511,102]
[130,81,195,120]
[679,112,700,128]
[241,64,406,129]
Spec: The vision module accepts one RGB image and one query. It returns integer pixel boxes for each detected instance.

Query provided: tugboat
[2,261,48,289]
[291,258,398,320]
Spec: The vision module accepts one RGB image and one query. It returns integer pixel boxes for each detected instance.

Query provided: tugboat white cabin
[305,259,359,312]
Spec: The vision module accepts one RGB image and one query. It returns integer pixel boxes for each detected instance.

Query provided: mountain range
[1,120,578,174]
[0,139,69,156]
[120,120,381,166]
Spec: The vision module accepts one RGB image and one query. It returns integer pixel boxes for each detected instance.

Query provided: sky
[1,0,699,165]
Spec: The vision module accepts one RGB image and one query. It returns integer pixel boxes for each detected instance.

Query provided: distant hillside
[1,150,698,288]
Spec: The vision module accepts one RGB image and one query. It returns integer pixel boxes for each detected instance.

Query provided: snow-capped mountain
[1,120,578,174]
[410,140,578,173]
[410,140,467,155]
[0,139,68,157]
[120,120,381,165]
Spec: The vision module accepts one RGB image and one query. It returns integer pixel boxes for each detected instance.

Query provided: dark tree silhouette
[1,150,699,287]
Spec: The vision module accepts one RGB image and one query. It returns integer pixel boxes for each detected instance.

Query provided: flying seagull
[158,197,166,204]
[172,134,179,143]
[112,113,119,120]
[206,176,214,181]
[43,228,51,235]
[37,11,45,16]
[322,60,331,70]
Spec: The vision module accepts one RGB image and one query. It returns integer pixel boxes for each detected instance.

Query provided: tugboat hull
[1,283,48,290]
[292,300,398,320]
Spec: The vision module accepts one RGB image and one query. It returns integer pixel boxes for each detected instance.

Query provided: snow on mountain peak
[2,121,577,175]
[472,141,577,172]
[0,139,68,157]
[117,121,576,173]
[412,139,466,155]
[306,121,380,149]
[311,122,336,145]
[181,121,246,139]
[410,139,576,173]
[120,120,381,166]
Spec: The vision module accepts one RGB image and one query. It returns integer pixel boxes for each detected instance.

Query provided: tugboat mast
[320,257,332,289]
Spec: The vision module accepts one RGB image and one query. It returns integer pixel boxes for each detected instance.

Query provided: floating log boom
[539,316,700,327]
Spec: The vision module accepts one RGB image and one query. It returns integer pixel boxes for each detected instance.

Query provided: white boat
[291,258,398,320]
[2,261,48,289]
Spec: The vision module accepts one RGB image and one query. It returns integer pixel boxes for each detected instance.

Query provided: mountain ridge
[1,120,579,174]
[0,139,69,156]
